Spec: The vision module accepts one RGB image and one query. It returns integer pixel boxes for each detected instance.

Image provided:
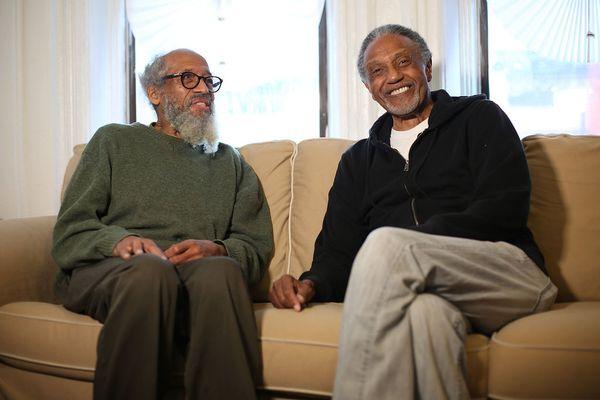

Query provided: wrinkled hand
[164,239,227,265]
[113,236,166,260]
[269,275,315,312]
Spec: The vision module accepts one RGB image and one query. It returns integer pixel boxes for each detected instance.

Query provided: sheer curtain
[0,0,126,219]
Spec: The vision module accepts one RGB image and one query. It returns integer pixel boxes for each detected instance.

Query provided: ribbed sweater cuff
[215,239,251,284]
[96,226,137,256]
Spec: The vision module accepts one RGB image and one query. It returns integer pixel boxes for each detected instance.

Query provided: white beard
[163,96,219,154]
[385,90,421,116]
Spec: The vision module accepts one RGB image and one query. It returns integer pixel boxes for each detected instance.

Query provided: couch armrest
[0,216,58,306]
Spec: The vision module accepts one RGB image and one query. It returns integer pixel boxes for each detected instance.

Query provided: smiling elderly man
[52,49,273,400]
[270,25,558,399]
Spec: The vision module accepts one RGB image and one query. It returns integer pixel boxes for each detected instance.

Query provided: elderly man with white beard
[52,49,273,400]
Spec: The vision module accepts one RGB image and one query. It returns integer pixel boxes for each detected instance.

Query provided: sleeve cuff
[96,226,137,257]
[299,272,332,302]
[212,239,229,256]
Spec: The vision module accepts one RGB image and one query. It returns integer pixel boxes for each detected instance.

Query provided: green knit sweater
[52,123,273,285]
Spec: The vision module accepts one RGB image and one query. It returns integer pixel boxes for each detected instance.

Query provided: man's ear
[147,86,161,107]
[426,59,433,82]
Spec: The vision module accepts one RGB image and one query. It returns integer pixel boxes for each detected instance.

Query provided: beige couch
[1,135,599,399]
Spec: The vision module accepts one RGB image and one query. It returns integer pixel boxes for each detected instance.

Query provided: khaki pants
[59,254,259,400]
[333,228,557,400]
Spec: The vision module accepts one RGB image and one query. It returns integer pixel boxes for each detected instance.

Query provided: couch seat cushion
[244,303,489,398]
[1,301,489,398]
[489,301,600,399]
[0,302,100,380]
[255,302,342,396]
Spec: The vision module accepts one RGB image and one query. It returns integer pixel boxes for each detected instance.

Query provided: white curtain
[0,0,126,219]
[326,0,481,140]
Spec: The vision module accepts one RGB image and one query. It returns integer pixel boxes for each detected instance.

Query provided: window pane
[129,0,322,147]
[487,0,600,137]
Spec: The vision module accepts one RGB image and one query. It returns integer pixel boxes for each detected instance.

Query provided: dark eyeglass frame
[162,72,223,92]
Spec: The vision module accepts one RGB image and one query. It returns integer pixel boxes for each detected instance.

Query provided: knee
[364,227,424,248]
[410,293,450,314]
[353,227,421,277]
[185,257,245,292]
[410,294,468,334]
[122,254,178,288]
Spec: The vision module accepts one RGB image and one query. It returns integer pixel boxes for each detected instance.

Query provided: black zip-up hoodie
[300,90,545,302]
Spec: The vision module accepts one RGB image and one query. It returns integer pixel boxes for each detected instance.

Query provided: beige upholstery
[0,217,57,307]
[524,135,600,302]
[1,135,599,399]
[0,301,488,399]
[288,139,354,277]
[489,302,600,399]
[239,141,296,301]
[0,363,92,400]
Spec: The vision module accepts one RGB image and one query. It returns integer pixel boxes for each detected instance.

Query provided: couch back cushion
[62,134,600,303]
[62,141,295,302]
[524,134,600,301]
[288,138,355,277]
[239,141,295,300]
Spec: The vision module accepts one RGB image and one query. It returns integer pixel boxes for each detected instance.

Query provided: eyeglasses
[162,72,223,93]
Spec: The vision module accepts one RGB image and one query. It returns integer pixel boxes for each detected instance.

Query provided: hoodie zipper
[402,129,429,226]
[383,143,421,226]
[403,181,420,226]
[380,126,428,227]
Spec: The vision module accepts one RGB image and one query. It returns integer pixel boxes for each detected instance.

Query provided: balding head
[139,49,207,93]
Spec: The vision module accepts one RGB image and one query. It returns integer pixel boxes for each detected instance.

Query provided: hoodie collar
[368,90,487,144]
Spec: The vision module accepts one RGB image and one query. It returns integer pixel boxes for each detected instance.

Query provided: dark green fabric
[52,122,273,285]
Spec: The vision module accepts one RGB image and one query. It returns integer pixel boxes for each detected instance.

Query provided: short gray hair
[139,53,168,93]
[357,24,432,82]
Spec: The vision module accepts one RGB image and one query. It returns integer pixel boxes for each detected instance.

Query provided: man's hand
[164,239,227,265]
[113,236,166,260]
[269,275,315,312]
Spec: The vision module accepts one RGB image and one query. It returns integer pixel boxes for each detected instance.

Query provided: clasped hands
[112,235,226,265]
[269,274,316,312]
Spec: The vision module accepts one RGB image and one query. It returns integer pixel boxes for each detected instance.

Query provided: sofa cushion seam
[260,336,338,348]
[0,310,100,327]
[491,334,600,352]
[0,352,94,372]
[285,142,298,275]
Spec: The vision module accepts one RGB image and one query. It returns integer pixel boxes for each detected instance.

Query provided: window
[484,0,599,137]
[127,0,324,147]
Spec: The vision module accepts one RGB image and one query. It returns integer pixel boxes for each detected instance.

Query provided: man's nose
[388,65,403,83]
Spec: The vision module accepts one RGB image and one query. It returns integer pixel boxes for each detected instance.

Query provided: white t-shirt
[390,119,429,160]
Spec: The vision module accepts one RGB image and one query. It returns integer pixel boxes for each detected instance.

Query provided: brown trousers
[58,254,260,400]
